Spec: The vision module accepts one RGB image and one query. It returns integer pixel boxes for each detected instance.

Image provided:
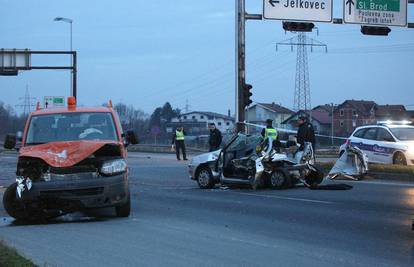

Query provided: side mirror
[125,130,139,145]
[4,134,16,149]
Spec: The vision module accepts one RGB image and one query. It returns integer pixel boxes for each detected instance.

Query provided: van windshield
[25,112,118,145]
[389,127,414,141]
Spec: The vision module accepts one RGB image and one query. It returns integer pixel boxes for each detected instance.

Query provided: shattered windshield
[225,134,262,152]
[25,112,118,145]
[390,127,414,141]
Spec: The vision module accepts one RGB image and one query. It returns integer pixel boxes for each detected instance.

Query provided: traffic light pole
[235,0,245,132]
[235,0,262,132]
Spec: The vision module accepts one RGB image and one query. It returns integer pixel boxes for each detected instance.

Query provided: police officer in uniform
[172,126,188,160]
[261,119,279,150]
[296,115,316,151]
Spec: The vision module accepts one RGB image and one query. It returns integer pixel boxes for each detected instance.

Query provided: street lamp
[54,17,73,97]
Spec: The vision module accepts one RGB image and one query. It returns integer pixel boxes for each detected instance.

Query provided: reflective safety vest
[264,128,277,140]
[175,130,185,141]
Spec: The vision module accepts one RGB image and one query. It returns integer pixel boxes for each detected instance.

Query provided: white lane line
[231,192,334,204]
[345,179,414,187]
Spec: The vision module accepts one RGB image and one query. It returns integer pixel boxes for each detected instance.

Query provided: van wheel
[393,152,407,166]
[270,170,290,189]
[3,183,30,221]
[115,194,131,217]
[196,167,214,189]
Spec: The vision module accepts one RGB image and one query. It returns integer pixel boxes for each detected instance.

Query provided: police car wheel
[3,183,30,221]
[197,167,214,189]
[393,152,407,166]
[270,170,290,189]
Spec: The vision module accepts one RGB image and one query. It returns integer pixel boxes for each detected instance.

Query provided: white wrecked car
[188,133,324,189]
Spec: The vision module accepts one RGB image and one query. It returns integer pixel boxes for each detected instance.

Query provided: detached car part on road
[2,98,138,221]
[189,133,323,190]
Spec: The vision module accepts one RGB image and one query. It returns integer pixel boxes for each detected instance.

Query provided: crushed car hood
[19,141,122,168]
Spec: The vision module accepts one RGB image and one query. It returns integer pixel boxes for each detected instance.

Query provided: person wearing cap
[172,126,188,160]
[296,115,316,151]
[208,123,222,152]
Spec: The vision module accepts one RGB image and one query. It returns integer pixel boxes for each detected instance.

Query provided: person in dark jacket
[171,126,187,160]
[208,123,222,152]
[296,116,316,151]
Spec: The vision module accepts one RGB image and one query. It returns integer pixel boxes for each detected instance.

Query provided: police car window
[390,128,414,141]
[362,128,377,140]
[353,129,366,138]
[376,128,394,142]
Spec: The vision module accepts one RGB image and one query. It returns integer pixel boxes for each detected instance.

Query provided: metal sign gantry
[0,49,78,99]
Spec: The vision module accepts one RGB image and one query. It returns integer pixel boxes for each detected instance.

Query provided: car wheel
[3,183,30,221]
[393,152,407,166]
[196,167,215,189]
[115,193,131,218]
[270,170,290,189]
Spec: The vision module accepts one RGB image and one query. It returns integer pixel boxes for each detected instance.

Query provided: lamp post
[54,17,73,97]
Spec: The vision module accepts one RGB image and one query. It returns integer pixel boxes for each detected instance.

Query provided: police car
[339,121,414,166]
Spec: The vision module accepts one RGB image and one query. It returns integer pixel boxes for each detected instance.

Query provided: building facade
[167,111,235,136]
[246,103,294,128]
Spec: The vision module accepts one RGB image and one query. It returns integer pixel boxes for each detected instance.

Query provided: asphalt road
[0,152,414,267]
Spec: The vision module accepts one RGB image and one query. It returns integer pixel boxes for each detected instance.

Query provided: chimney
[228,109,231,117]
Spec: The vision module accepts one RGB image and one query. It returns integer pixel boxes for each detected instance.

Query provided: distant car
[2,97,138,221]
[339,122,414,166]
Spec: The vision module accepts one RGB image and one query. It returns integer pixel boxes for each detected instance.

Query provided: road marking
[231,192,334,204]
[345,179,414,188]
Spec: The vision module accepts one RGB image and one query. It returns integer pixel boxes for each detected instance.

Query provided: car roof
[353,124,414,132]
[30,107,114,116]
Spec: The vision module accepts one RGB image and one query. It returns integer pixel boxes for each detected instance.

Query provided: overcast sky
[1,0,413,115]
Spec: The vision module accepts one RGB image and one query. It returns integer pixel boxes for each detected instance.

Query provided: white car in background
[339,122,414,166]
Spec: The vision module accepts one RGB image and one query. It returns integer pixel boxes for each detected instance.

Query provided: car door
[357,127,378,163]
[374,128,396,164]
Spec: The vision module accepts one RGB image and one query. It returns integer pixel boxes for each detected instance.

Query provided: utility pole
[235,0,261,132]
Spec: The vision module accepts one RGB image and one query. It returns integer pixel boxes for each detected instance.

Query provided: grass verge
[0,240,35,267]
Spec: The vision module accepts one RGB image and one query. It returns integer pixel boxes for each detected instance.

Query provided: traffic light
[243,83,253,107]
[283,22,314,32]
[361,26,391,36]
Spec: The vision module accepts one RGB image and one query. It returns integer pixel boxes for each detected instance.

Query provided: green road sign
[357,0,400,11]
[344,0,407,26]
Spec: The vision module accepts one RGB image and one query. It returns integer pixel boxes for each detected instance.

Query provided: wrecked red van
[2,98,138,220]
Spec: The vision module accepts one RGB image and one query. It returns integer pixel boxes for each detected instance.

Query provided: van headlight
[100,159,127,176]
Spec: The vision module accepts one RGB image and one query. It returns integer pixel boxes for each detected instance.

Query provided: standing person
[208,123,222,152]
[296,115,316,151]
[261,119,278,140]
[172,126,188,160]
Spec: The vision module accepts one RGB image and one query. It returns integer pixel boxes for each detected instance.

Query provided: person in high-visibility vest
[261,119,280,150]
[171,126,187,160]
[261,119,278,140]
